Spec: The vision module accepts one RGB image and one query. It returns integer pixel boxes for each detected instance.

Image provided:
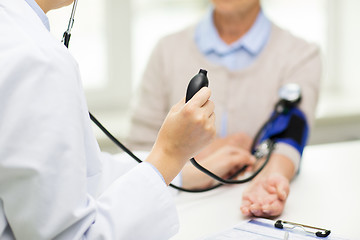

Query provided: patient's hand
[195,133,252,160]
[240,172,290,217]
[181,145,256,189]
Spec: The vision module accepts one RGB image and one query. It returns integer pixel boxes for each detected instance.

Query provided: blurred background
[48,0,360,153]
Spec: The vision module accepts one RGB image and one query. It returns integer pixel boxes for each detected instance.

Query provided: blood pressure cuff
[259,108,309,156]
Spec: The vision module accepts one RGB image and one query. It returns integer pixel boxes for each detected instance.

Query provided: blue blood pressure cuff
[258,108,309,156]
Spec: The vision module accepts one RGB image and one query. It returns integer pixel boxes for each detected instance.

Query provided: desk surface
[170,141,360,240]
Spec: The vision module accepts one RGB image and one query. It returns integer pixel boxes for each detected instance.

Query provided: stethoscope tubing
[89,112,274,193]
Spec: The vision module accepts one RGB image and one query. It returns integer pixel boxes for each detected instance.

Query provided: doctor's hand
[240,154,294,218]
[147,87,216,185]
[182,145,256,189]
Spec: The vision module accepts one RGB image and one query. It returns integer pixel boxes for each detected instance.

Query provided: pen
[283,232,289,240]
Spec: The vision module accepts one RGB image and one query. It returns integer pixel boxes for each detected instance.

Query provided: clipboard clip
[275,220,331,238]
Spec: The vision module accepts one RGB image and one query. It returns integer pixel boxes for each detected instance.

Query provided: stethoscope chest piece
[276,83,301,113]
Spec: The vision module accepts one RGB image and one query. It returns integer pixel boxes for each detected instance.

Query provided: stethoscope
[61,0,78,48]
[61,1,301,193]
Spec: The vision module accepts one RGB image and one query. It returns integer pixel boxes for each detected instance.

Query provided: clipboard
[199,218,350,240]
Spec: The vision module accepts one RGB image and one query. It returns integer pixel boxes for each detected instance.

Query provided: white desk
[170,141,360,240]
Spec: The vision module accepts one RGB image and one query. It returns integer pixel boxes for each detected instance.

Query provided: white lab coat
[0,0,179,239]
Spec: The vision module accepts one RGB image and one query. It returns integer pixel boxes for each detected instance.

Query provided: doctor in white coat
[0,0,216,239]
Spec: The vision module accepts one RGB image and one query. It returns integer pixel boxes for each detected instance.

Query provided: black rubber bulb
[185,69,209,103]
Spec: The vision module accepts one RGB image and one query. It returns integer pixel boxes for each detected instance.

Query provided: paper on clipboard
[199,218,350,240]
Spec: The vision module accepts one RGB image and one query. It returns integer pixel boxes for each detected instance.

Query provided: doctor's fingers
[171,97,187,112]
[183,97,214,120]
[182,100,215,133]
[200,98,215,117]
[186,87,211,107]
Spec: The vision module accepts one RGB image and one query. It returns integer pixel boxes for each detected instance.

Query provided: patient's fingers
[262,200,284,217]
[240,199,252,216]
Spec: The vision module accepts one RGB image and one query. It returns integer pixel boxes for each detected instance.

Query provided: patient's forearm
[257,153,295,181]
